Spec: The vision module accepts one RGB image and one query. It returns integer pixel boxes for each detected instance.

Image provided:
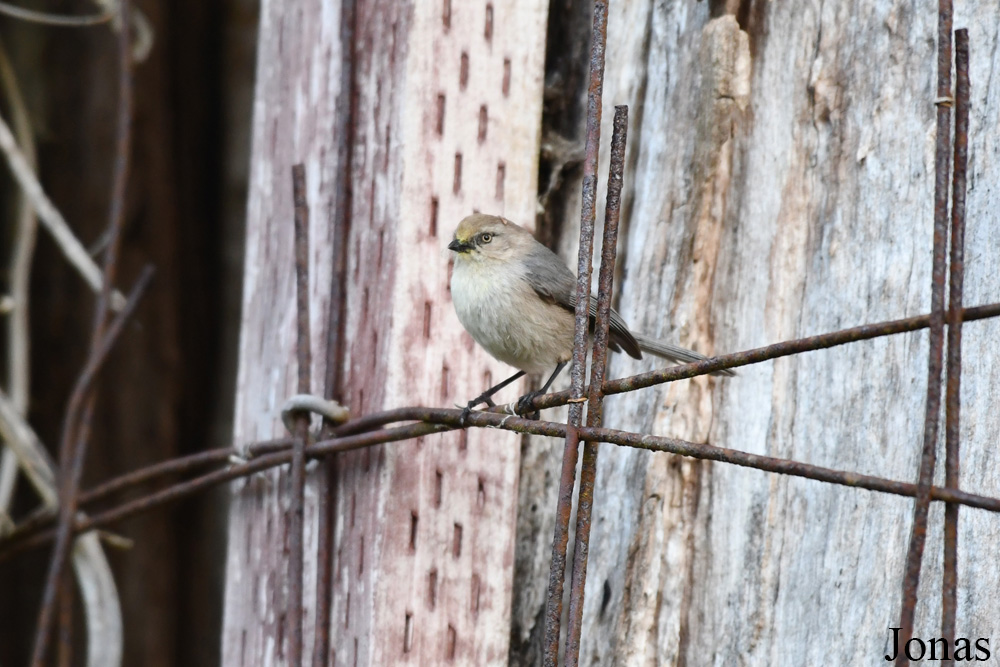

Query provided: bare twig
[0,0,114,26]
[0,35,37,518]
[0,112,127,310]
[0,389,58,509]
[30,261,148,665]
[72,532,123,667]
[0,379,124,667]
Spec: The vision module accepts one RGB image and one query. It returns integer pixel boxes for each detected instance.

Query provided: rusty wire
[565,104,628,665]
[897,0,953,657]
[525,306,1000,413]
[2,296,1000,560]
[30,4,134,663]
[312,0,358,661]
[941,27,970,658]
[544,2,608,664]
[288,163,312,666]
[7,395,1000,566]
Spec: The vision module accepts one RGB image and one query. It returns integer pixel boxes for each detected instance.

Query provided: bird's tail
[632,333,736,377]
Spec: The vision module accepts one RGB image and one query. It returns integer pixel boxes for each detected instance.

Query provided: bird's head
[448,213,530,263]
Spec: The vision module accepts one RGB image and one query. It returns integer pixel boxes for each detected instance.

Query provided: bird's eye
[480,233,493,244]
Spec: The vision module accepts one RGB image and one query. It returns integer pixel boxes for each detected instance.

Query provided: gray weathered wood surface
[511,2,1000,664]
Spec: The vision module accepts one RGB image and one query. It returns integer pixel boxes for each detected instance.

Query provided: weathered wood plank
[222,0,548,664]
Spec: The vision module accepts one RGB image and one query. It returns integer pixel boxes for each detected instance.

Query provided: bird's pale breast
[451,258,574,375]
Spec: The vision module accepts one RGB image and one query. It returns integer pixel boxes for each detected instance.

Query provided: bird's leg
[515,362,567,419]
[460,370,526,425]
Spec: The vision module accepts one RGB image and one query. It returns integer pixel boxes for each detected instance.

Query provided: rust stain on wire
[565,104,628,665]
[544,2,609,663]
[31,5,135,664]
[897,0,953,657]
[313,0,358,661]
[941,28,970,658]
[289,163,312,667]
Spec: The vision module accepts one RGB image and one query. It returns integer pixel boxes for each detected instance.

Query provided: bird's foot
[515,391,542,420]
[458,393,497,427]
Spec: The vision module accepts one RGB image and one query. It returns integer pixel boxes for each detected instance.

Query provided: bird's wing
[523,244,642,359]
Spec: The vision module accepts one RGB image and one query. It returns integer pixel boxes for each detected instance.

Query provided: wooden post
[222,0,548,664]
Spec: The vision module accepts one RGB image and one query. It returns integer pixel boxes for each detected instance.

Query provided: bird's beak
[448,238,473,253]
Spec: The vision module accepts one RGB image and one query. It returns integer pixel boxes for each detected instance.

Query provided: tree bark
[512,1,1000,664]
[221,0,548,664]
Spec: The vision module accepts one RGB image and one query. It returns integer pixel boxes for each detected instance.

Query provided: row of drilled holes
[407,476,487,551]
[436,97,499,138]
[339,2,506,658]
[343,483,486,565]
[441,0,494,42]
[401,5,506,656]
[446,152,506,199]
[426,158,505,237]
[459,53,511,95]
[400,471,486,656]
[402,579,480,657]
[428,41,511,239]
[402,574,479,657]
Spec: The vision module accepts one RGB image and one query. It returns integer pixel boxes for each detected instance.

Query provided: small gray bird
[448,213,732,415]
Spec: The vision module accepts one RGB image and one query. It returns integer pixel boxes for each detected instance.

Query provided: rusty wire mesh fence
[0,0,998,665]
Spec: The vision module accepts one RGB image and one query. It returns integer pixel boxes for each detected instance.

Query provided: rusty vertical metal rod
[30,3,133,663]
[289,164,312,667]
[543,1,609,664]
[940,28,969,664]
[565,105,628,666]
[313,0,357,662]
[897,0,952,659]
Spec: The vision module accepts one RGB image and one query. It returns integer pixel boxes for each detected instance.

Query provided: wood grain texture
[515,1,1000,664]
[221,0,548,664]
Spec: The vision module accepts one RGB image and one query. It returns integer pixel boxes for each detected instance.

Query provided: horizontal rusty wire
[528,302,1000,411]
[3,300,1000,561]
[6,386,1000,564]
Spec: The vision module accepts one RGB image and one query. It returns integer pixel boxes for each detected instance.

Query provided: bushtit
[448,213,732,414]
